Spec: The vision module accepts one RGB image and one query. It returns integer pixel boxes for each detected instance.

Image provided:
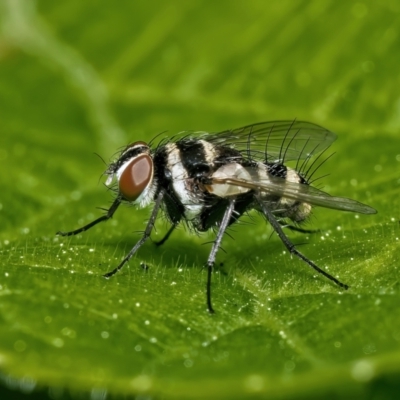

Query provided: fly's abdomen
[260,163,312,223]
[283,167,312,222]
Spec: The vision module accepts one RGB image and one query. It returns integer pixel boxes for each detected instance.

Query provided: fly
[57,120,377,313]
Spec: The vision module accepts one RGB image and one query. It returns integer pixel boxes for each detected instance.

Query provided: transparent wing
[210,175,376,215]
[203,120,337,162]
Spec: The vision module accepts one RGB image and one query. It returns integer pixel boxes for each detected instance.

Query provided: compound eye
[119,155,153,202]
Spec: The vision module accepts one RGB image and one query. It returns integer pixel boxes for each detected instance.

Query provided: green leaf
[1,1,399,399]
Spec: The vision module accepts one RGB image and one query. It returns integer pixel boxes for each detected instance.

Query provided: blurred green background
[0,0,399,399]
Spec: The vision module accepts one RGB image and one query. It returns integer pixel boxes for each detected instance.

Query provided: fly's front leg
[103,190,165,278]
[56,196,122,236]
[206,198,236,314]
[255,193,349,290]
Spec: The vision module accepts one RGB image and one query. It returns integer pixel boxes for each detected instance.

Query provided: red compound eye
[119,154,153,201]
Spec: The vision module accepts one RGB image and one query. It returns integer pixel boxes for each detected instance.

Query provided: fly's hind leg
[255,194,349,290]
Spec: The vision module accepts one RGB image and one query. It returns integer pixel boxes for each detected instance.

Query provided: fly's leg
[103,190,165,278]
[56,196,122,236]
[282,224,321,234]
[206,198,236,314]
[255,194,349,290]
[154,224,177,246]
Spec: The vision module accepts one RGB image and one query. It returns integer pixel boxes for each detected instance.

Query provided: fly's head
[105,141,155,206]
